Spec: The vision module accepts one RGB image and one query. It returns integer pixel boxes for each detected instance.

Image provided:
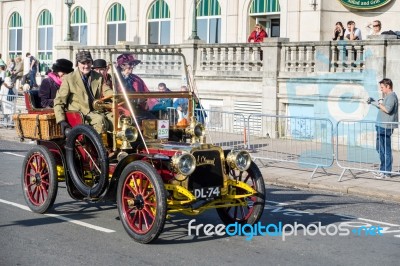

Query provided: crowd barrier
[1,99,397,182]
[336,120,400,181]
[246,114,334,179]
[0,94,26,127]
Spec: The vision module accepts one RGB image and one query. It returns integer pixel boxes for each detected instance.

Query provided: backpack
[381,30,400,39]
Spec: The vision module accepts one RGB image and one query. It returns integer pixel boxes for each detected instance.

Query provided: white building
[1,0,399,67]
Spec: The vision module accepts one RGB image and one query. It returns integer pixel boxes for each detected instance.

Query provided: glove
[366,97,375,104]
[59,121,71,136]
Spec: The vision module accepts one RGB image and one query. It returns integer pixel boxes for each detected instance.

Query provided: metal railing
[336,120,400,181]
[2,99,399,183]
[0,94,26,127]
[247,114,335,179]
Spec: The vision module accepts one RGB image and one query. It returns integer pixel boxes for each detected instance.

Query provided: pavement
[1,126,400,203]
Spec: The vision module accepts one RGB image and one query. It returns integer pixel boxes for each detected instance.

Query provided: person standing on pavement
[26,53,39,89]
[0,53,6,68]
[21,53,30,86]
[11,56,23,88]
[0,77,17,126]
[368,78,398,179]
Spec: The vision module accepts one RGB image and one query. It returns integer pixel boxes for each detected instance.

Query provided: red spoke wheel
[117,161,167,244]
[65,125,109,198]
[21,146,58,213]
[217,162,265,225]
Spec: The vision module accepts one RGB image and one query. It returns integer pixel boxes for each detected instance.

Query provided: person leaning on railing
[366,20,382,36]
[367,78,398,179]
[332,22,345,40]
[344,20,362,40]
[248,24,267,43]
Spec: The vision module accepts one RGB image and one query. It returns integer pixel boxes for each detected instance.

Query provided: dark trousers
[29,69,38,88]
[376,126,394,173]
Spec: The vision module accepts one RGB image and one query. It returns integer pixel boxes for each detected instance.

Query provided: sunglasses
[373,25,380,27]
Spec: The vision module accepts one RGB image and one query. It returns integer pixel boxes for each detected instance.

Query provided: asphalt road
[1,140,399,266]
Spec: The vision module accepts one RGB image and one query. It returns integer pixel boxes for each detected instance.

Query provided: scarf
[48,72,62,86]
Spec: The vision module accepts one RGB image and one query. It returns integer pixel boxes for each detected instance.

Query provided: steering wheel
[93,95,126,112]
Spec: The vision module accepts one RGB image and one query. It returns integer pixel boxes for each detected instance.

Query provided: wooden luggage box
[13,113,63,140]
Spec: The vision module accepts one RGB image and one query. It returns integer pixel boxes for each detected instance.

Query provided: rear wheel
[65,125,109,198]
[217,162,265,225]
[21,146,58,213]
[117,161,167,244]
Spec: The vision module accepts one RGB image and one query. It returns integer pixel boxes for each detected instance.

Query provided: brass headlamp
[116,117,138,150]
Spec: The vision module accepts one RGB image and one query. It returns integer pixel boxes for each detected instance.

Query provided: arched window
[71,6,88,45]
[107,3,126,45]
[148,0,170,45]
[249,0,280,37]
[38,9,53,73]
[8,12,23,58]
[197,0,221,44]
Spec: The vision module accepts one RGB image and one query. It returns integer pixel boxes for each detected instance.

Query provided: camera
[366,97,375,104]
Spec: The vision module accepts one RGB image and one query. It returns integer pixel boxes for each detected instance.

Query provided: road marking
[3,152,25,158]
[265,199,400,238]
[0,198,116,233]
[358,217,400,227]
[266,200,289,206]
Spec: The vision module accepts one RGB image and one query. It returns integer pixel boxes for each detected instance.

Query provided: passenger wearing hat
[92,59,112,87]
[116,53,148,93]
[38,59,73,108]
[54,51,114,135]
[115,53,157,123]
[0,77,17,125]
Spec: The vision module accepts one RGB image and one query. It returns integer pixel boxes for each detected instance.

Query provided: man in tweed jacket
[54,51,113,134]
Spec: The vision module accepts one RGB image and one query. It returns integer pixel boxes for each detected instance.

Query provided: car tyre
[21,145,58,213]
[217,162,265,225]
[117,161,167,244]
[65,125,109,198]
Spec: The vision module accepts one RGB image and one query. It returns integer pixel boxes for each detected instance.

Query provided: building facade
[1,0,399,66]
[0,0,399,126]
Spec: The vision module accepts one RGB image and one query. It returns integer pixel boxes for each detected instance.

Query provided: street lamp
[309,0,317,10]
[65,0,75,41]
[189,0,200,40]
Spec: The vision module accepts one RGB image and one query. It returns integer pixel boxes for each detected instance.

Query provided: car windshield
[103,51,207,148]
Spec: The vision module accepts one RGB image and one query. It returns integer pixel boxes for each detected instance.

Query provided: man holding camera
[367,78,398,179]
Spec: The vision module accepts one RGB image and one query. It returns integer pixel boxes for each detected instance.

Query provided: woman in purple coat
[39,59,73,108]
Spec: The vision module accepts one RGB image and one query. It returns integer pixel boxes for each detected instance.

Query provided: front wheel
[117,161,167,244]
[21,146,58,213]
[217,162,265,225]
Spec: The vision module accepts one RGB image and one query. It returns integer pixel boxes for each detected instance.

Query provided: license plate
[193,186,221,199]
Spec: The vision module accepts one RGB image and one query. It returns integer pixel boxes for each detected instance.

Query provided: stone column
[54,41,81,62]
[260,38,289,115]
[180,39,205,79]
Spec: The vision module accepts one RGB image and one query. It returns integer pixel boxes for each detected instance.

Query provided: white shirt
[23,57,30,75]
[344,28,362,40]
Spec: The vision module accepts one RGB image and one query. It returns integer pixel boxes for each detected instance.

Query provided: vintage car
[14,51,265,244]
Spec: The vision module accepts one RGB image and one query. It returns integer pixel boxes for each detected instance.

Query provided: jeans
[376,126,394,173]
[29,69,37,88]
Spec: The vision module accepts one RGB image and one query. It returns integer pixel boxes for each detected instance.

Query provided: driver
[54,51,114,135]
